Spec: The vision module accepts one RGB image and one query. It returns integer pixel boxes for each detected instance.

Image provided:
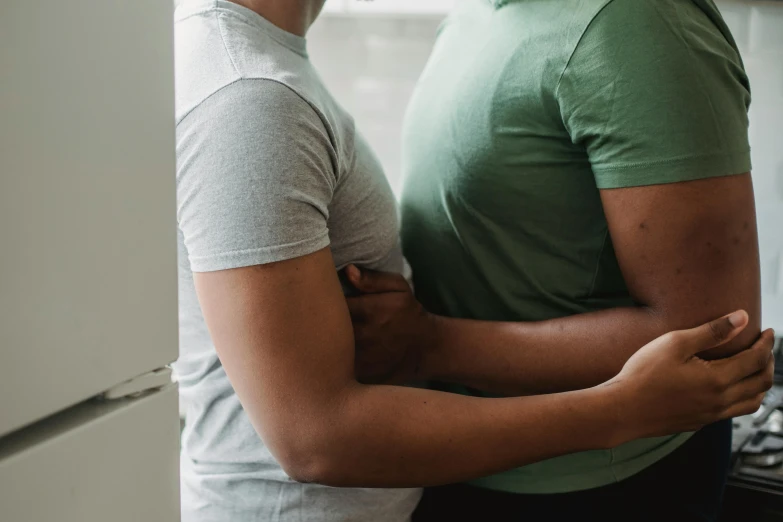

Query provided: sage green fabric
[400,0,751,494]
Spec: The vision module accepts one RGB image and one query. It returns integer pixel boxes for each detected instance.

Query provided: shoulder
[567,0,743,64]
[559,0,748,95]
[178,78,327,149]
[174,2,322,125]
[176,79,336,190]
[175,2,239,123]
[190,78,315,119]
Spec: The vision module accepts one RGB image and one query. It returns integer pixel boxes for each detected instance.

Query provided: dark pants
[413,420,732,522]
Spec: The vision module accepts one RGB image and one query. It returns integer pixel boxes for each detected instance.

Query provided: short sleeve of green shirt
[557,0,752,189]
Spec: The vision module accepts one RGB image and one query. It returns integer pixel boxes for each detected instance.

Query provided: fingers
[345,293,393,323]
[346,296,375,323]
[344,265,409,294]
[723,354,774,406]
[676,310,749,358]
[714,331,775,420]
[721,393,767,420]
[713,329,776,385]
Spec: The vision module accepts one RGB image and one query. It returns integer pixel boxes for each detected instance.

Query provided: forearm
[424,302,760,396]
[302,381,622,488]
[423,307,664,395]
[197,256,623,488]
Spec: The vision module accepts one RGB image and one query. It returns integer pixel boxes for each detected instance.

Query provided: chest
[327,126,402,274]
[403,17,603,240]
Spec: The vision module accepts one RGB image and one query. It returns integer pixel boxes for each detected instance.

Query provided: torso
[174,1,418,520]
[400,0,733,494]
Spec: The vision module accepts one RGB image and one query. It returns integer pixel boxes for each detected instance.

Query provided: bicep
[600,173,761,358]
[177,81,350,455]
[193,247,356,456]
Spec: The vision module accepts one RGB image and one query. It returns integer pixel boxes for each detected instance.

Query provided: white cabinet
[0,386,180,522]
[0,0,178,438]
[1,1,179,520]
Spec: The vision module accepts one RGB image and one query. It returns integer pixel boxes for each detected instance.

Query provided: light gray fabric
[173,1,420,520]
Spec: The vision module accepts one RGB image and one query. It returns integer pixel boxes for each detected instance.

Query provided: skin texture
[347,174,763,396]
[194,245,774,488]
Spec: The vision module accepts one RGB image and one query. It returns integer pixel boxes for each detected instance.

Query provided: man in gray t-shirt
[174,1,419,520]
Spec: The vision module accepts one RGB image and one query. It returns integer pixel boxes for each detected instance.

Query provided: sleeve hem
[188,232,331,273]
[594,149,752,190]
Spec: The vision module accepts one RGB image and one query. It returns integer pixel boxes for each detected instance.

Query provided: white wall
[309,15,439,196]
[308,0,783,330]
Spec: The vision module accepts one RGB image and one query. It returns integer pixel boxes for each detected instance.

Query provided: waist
[181,455,422,522]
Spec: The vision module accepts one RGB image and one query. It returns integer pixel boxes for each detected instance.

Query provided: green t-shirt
[400,0,751,494]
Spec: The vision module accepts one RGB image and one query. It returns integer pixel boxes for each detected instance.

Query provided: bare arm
[347,174,761,395]
[196,246,771,488]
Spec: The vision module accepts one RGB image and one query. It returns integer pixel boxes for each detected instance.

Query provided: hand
[608,310,775,445]
[344,265,436,384]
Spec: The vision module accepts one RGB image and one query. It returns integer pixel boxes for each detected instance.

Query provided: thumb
[345,265,409,294]
[678,310,749,358]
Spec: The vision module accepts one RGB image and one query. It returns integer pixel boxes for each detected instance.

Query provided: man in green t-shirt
[345,0,762,519]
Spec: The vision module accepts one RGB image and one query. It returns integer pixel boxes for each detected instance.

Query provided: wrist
[415,312,449,381]
[591,379,640,449]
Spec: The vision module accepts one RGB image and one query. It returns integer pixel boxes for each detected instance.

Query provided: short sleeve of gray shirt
[177,79,335,272]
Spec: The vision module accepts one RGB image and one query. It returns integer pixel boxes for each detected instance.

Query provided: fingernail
[728,311,747,328]
[348,265,360,280]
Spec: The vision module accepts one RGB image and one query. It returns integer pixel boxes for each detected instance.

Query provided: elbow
[642,300,761,360]
[273,432,349,486]
[278,451,336,486]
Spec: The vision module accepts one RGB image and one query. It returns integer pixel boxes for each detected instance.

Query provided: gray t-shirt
[173,1,420,520]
